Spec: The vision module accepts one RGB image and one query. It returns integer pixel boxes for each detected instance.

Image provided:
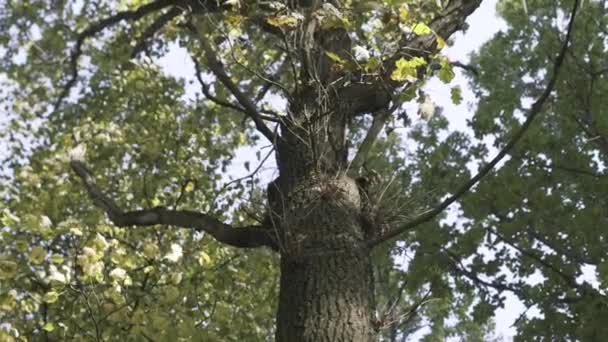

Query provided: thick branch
[369,0,580,247]
[188,23,277,143]
[350,108,394,173]
[70,161,277,250]
[385,0,484,75]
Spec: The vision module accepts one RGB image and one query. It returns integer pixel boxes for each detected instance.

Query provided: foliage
[0,0,605,341]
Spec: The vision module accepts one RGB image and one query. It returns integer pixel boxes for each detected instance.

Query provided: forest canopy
[0,0,607,341]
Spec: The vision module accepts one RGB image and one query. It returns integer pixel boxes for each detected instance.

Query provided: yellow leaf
[266,15,298,29]
[199,251,212,266]
[151,197,161,207]
[435,34,446,49]
[413,22,432,35]
[29,246,46,265]
[43,291,59,304]
[398,7,409,21]
[391,57,427,81]
[50,254,64,264]
[325,51,346,64]
[42,322,55,332]
[225,15,244,26]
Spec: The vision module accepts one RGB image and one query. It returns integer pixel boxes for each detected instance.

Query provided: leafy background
[1,0,607,341]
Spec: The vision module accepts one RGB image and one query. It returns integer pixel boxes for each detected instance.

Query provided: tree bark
[271,175,376,342]
[270,21,376,341]
[276,249,375,342]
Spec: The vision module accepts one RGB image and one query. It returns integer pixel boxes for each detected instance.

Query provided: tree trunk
[276,249,375,342]
[268,15,379,340]
[270,174,377,341]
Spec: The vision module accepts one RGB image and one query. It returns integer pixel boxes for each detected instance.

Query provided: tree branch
[70,160,278,250]
[385,0,484,75]
[369,0,580,247]
[187,22,278,143]
[131,6,184,58]
[192,54,282,123]
[53,0,179,113]
[451,61,479,77]
[350,107,395,173]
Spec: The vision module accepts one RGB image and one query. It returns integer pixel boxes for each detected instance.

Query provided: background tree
[0,0,604,341]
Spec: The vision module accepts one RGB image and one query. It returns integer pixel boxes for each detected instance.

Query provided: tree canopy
[0,0,606,341]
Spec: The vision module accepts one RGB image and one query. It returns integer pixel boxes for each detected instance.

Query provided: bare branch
[487,205,602,265]
[191,54,248,112]
[53,0,178,114]
[350,106,396,173]
[187,22,277,143]
[451,61,479,77]
[192,54,283,122]
[70,160,278,250]
[369,0,580,247]
[444,247,526,298]
[131,6,183,58]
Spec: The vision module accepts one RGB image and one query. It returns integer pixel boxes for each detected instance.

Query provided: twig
[350,105,397,173]
[186,22,278,143]
[451,61,479,77]
[131,6,183,58]
[53,0,177,113]
[369,0,580,247]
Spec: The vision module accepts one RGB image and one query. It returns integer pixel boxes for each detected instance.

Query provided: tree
[0,0,604,341]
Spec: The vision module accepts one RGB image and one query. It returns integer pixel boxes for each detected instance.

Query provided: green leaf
[391,57,427,81]
[450,86,463,105]
[363,56,382,72]
[29,246,46,265]
[438,58,455,83]
[0,259,18,279]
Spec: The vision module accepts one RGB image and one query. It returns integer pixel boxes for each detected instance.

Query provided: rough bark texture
[277,249,375,342]
[271,175,375,342]
[270,31,376,335]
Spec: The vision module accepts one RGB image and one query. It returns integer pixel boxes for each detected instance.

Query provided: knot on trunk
[271,174,366,257]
